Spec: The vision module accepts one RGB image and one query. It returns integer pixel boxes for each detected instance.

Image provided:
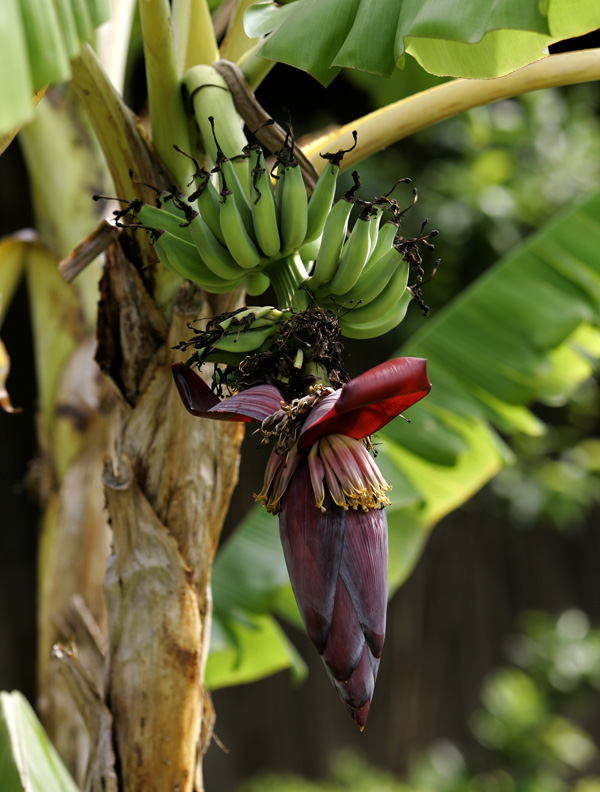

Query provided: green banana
[197,177,225,244]
[339,254,411,325]
[305,131,357,244]
[187,211,245,280]
[244,272,271,296]
[153,232,242,293]
[326,208,374,295]
[274,161,286,229]
[367,205,383,253]
[367,218,400,269]
[248,145,281,258]
[217,305,278,331]
[305,197,354,290]
[212,325,279,353]
[200,330,280,365]
[199,349,254,366]
[219,190,264,270]
[321,246,407,310]
[339,288,413,339]
[187,170,225,245]
[217,156,255,238]
[134,202,194,245]
[279,160,308,255]
[305,161,338,244]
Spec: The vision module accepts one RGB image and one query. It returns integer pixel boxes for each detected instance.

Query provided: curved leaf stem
[302,49,600,172]
[237,40,276,92]
[219,0,258,65]
[70,45,159,199]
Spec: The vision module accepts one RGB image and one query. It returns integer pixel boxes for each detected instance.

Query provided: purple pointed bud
[279,460,388,728]
[279,461,344,653]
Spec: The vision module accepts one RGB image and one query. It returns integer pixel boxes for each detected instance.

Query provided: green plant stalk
[303,48,600,173]
[219,0,259,65]
[172,0,219,74]
[237,40,276,92]
[138,0,193,189]
[266,254,309,311]
[183,64,249,186]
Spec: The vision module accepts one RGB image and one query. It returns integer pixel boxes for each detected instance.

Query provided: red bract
[172,358,431,728]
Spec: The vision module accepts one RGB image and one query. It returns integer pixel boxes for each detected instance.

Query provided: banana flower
[172,357,431,728]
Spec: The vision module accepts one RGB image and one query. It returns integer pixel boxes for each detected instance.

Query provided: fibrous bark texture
[46,237,244,791]
[97,242,243,791]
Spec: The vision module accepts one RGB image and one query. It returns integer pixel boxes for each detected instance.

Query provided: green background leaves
[246,0,600,84]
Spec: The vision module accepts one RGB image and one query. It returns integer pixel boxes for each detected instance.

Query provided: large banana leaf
[245,0,600,84]
[210,184,600,687]
[0,0,110,138]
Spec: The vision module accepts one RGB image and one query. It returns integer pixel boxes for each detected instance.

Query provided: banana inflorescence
[110,105,437,347]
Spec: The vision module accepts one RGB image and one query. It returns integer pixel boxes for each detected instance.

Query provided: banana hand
[339,288,413,339]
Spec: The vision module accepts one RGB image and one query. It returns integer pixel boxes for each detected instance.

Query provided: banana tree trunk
[48,241,244,792]
[96,241,244,791]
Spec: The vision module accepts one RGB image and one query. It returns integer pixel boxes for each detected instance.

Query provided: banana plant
[1,0,600,790]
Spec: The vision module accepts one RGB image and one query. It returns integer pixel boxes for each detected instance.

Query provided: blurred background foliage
[241,611,600,792]
[1,26,600,792]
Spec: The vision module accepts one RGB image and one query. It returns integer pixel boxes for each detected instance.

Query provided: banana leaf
[210,183,600,686]
[0,0,110,137]
[245,0,600,84]
[0,691,79,792]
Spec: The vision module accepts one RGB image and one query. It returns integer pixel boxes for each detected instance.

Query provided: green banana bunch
[109,95,433,346]
[185,306,293,367]
[301,169,442,340]
[119,128,352,297]
[339,287,414,339]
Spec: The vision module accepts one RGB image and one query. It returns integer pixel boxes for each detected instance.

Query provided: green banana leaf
[210,184,600,688]
[0,0,110,137]
[207,612,307,689]
[0,691,79,792]
[245,0,600,84]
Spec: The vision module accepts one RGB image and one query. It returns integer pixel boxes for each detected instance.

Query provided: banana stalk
[303,49,600,175]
